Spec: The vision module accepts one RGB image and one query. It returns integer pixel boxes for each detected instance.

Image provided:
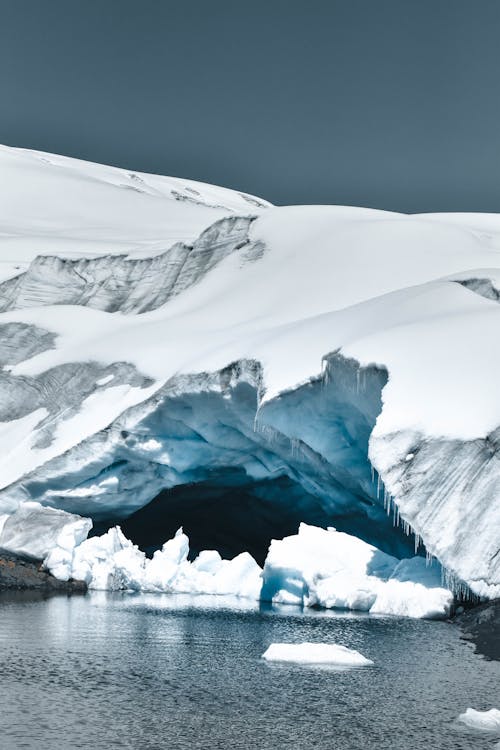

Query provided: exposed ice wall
[369,429,500,598]
[0,354,417,561]
[0,216,263,313]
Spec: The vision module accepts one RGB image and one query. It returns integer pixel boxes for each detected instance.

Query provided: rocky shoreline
[456,599,500,660]
[0,550,87,593]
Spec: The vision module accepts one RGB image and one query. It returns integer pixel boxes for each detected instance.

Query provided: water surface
[0,592,498,750]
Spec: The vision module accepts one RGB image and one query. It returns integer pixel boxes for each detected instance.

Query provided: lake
[0,592,498,749]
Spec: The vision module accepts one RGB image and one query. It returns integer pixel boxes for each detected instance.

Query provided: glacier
[0,144,499,607]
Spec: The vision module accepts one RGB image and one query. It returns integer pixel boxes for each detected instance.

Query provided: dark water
[0,592,498,750]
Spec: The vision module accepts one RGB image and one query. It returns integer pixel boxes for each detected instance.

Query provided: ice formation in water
[0,144,499,602]
[261,523,453,619]
[0,502,445,618]
[458,708,500,733]
[261,642,373,666]
[43,515,262,600]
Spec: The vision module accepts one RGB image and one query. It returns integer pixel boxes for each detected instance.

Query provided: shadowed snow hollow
[0,145,499,600]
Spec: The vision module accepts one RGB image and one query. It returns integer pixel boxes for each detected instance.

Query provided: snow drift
[0,144,499,601]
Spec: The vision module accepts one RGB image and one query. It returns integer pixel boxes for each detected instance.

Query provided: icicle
[322,360,331,388]
[414,533,421,554]
[440,567,477,602]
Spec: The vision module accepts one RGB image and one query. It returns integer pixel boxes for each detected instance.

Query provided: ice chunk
[365,555,453,618]
[191,550,223,574]
[261,523,398,607]
[458,708,500,732]
[0,502,91,565]
[154,548,262,599]
[369,579,452,619]
[51,525,263,599]
[309,573,381,612]
[261,524,453,618]
[158,527,189,566]
[70,525,145,589]
[204,552,262,599]
[140,528,190,592]
[262,642,373,666]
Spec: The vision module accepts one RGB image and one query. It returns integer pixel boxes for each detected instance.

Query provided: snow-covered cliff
[0,144,499,599]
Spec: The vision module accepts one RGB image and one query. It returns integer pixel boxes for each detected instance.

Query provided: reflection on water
[0,591,498,750]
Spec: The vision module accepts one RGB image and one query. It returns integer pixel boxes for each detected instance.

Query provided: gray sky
[1,0,500,212]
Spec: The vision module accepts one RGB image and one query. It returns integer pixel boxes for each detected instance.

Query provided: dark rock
[456,598,500,661]
[0,550,87,592]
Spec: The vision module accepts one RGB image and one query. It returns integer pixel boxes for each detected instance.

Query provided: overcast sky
[1,0,500,212]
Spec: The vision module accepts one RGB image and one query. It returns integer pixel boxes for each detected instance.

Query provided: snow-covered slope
[0,145,499,599]
[0,144,269,282]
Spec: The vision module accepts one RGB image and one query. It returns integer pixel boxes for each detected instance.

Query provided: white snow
[0,144,269,281]
[261,642,373,666]
[95,374,114,386]
[458,708,500,733]
[5,204,500,428]
[261,524,453,619]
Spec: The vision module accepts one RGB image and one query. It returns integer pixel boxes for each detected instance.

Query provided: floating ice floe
[458,708,500,733]
[261,523,454,619]
[262,642,373,666]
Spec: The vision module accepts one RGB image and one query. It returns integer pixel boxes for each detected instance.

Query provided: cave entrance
[117,473,331,565]
[93,469,419,566]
